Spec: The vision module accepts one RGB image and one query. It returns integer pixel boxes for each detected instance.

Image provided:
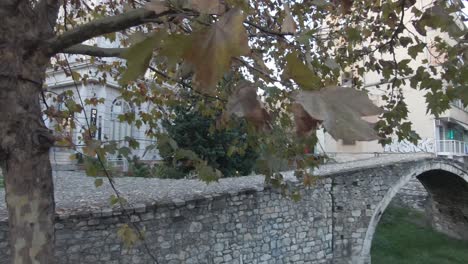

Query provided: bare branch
[63,44,127,58]
[244,20,293,37]
[46,8,171,55]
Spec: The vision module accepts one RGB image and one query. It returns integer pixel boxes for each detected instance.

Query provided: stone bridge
[0,155,466,264]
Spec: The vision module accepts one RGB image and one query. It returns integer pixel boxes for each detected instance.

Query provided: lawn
[371,206,468,264]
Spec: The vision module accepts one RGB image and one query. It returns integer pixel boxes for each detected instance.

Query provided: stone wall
[392,178,428,211]
[0,180,334,264]
[0,157,465,264]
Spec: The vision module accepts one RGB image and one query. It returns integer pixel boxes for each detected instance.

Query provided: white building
[45,60,160,169]
[317,0,468,162]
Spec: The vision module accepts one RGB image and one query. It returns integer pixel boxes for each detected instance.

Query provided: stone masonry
[0,156,466,264]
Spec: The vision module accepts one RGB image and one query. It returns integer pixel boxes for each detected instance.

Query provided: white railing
[435,140,468,156]
[107,157,129,172]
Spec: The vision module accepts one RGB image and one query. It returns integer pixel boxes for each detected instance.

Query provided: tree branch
[62,44,127,58]
[46,8,171,55]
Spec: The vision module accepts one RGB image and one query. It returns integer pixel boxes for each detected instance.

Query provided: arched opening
[418,170,468,240]
[110,98,133,141]
[360,164,468,263]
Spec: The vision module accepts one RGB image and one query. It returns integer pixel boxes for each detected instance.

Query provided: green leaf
[196,163,221,183]
[84,158,100,177]
[408,43,425,59]
[174,149,200,162]
[118,146,131,157]
[291,191,301,202]
[158,33,192,67]
[346,27,361,43]
[125,136,140,150]
[284,52,322,90]
[119,34,161,84]
[399,37,413,47]
[71,71,81,81]
[117,224,139,248]
[109,194,127,206]
[94,178,103,187]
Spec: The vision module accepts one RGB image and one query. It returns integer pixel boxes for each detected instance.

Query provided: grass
[371,206,468,264]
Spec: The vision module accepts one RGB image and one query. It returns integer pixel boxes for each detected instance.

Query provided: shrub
[162,100,259,178]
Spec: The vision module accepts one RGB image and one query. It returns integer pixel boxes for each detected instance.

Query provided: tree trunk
[0,75,56,264]
[4,146,55,264]
[0,2,57,263]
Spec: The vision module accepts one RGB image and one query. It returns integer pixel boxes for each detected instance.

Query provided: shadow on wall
[418,170,468,241]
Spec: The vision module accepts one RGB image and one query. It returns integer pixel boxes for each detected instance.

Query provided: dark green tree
[162,94,259,177]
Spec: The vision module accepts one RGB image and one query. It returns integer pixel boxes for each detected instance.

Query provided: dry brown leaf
[281,3,297,33]
[145,0,169,13]
[291,103,322,136]
[223,81,270,130]
[184,8,250,94]
[187,0,225,14]
[293,86,382,141]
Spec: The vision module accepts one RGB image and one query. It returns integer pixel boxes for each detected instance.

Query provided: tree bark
[0,1,56,263]
[0,69,56,264]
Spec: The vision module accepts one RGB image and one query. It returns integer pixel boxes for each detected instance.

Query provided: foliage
[151,163,187,179]
[162,93,259,177]
[372,206,468,264]
[41,0,468,186]
[2,0,467,261]
[128,156,152,178]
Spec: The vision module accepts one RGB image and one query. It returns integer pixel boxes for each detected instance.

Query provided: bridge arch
[358,160,468,263]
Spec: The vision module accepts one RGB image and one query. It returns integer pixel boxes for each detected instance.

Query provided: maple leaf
[119,34,162,84]
[284,52,322,90]
[184,8,250,94]
[145,0,169,13]
[291,103,322,136]
[293,86,383,141]
[281,3,297,33]
[222,81,270,130]
[186,0,225,14]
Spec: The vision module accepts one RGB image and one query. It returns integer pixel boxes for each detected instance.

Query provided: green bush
[162,99,259,178]
[128,156,151,177]
[151,164,186,179]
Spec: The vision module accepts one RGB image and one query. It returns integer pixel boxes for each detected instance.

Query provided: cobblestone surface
[0,153,432,220]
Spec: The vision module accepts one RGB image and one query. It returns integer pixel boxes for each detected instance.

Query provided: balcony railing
[435,140,468,156]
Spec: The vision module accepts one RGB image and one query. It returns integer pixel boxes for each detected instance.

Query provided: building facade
[317,0,468,162]
[45,61,160,168]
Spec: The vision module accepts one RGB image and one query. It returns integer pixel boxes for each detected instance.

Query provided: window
[110,99,132,141]
[341,72,353,87]
[54,95,73,138]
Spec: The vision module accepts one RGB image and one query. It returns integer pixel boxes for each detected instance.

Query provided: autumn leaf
[145,0,169,13]
[291,103,322,136]
[293,86,383,141]
[222,81,270,130]
[281,3,296,33]
[184,8,250,94]
[186,0,225,14]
